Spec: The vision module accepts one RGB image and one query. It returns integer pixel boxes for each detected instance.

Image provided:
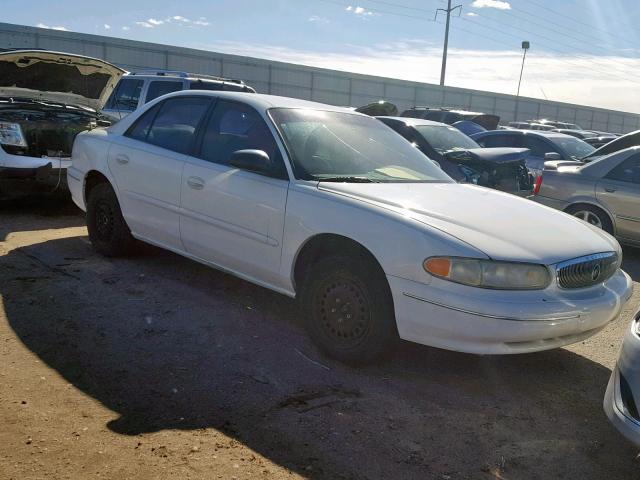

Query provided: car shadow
[623,245,640,282]
[2,228,639,479]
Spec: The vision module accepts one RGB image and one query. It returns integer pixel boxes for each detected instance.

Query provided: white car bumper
[0,148,71,193]
[604,311,640,447]
[388,268,634,354]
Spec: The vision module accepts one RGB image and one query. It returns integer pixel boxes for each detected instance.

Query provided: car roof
[376,116,448,127]
[477,129,574,139]
[143,90,361,114]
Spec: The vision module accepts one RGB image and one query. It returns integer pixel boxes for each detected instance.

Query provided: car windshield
[553,136,596,160]
[269,108,453,183]
[414,125,480,154]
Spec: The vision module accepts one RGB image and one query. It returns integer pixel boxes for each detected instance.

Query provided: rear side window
[189,80,223,91]
[145,81,183,103]
[106,78,143,111]
[146,97,211,154]
[198,100,285,177]
[523,137,553,157]
[606,155,640,184]
[126,103,162,142]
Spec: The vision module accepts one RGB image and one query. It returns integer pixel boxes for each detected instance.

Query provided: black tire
[299,254,398,365]
[86,182,137,257]
[565,204,614,235]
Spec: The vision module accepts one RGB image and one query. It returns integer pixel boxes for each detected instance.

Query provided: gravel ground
[1,195,639,480]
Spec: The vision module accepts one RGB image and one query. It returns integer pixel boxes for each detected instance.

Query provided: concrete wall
[1,22,638,134]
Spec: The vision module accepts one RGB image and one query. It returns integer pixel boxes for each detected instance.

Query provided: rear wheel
[299,255,398,364]
[86,182,136,256]
[566,204,613,234]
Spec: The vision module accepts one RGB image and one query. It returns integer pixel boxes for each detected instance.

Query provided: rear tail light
[533,175,543,195]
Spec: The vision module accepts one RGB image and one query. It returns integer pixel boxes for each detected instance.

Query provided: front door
[596,153,640,241]
[180,99,289,287]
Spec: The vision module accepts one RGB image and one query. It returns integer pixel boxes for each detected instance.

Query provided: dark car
[471,129,596,176]
[583,130,640,162]
[377,116,531,193]
[401,107,500,130]
[583,135,617,149]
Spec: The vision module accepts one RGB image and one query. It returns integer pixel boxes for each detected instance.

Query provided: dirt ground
[1,195,639,480]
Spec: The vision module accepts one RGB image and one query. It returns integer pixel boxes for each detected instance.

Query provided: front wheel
[86,182,137,257]
[299,255,398,364]
[566,204,614,235]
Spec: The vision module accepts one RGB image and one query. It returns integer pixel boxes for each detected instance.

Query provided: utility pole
[435,0,462,87]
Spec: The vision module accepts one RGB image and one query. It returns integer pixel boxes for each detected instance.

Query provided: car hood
[444,147,529,165]
[317,182,618,264]
[0,50,126,110]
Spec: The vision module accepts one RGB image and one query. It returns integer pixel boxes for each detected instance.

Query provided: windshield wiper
[316,176,378,183]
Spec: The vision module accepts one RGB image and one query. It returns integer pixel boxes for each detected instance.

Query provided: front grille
[556,252,618,289]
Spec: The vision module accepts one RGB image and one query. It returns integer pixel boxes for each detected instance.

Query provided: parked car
[376,116,531,193]
[0,49,124,197]
[472,130,596,176]
[528,123,555,131]
[583,130,640,163]
[552,129,596,139]
[401,107,500,130]
[508,121,532,129]
[533,147,640,246]
[101,70,255,121]
[584,135,617,149]
[528,119,583,130]
[68,91,632,363]
[604,309,640,448]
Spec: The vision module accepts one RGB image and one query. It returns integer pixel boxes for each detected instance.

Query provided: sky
[3,0,640,113]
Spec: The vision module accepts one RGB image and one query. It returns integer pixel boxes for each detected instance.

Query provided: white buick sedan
[68,91,633,363]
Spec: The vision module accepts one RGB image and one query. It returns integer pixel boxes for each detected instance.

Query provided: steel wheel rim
[315,277,371,347]
[95,201,115,240]
[573,210,603,229]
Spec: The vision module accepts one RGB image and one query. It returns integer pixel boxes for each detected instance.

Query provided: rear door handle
[115,154,129,165]
[187,176,205,190]
[605,188,616,193]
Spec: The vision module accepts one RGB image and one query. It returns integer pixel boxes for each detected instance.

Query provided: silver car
[604,309,640,447]
[534,146,640,246]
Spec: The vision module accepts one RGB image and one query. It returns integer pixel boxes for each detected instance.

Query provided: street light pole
[436,0,462,87]
[514,40,530,122]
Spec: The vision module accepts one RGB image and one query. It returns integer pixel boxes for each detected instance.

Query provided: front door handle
[605,188,616,193]
[115,154,129,165]
[187,176,205,190]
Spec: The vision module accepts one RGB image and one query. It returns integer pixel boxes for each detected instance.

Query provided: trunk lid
[0,50,126,110]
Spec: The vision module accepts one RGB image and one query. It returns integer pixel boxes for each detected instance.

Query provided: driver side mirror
[229,149,273,175]
[544,152,562,160]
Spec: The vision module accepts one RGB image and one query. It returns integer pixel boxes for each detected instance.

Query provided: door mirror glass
[229,149,273,175]
[544,152,562,160]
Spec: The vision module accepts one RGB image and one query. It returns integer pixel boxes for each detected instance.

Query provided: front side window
[270,108,453,183]
[146,97,211,154]
[414,125,479,154]
[145,81,183,103]
[106,78,143,111]
[198,100,285,177]
[523,137,553,157]
[605,155,640,184]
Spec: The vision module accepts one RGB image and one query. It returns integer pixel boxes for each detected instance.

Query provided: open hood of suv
[0,50,126,110]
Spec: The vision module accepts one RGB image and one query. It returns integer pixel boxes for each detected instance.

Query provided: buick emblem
[591,264,601,282]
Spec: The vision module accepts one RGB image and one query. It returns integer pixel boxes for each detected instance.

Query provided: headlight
[424,257,551,290]
[0,122,27,147]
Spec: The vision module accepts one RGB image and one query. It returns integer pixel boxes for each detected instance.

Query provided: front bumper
[604,312,640,447]
[388,268,633,354]
[0,151,71,195]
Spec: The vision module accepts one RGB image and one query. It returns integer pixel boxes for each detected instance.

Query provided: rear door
[107,95,212,250]
[596,153,640,241]
[179,99,289,286]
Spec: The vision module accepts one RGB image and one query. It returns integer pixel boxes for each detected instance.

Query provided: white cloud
[308,15,330,23]
[36,22,68,31]
[147,18,164,26]
[104,24,111,29]
[346,5,374,16]
[172,15,190,22]
[471,0,511,10]
[122,26,131,31]
[200,39,640,114]
[135,21,154,28]
[466,12,479,17]
[193,18,210,26]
